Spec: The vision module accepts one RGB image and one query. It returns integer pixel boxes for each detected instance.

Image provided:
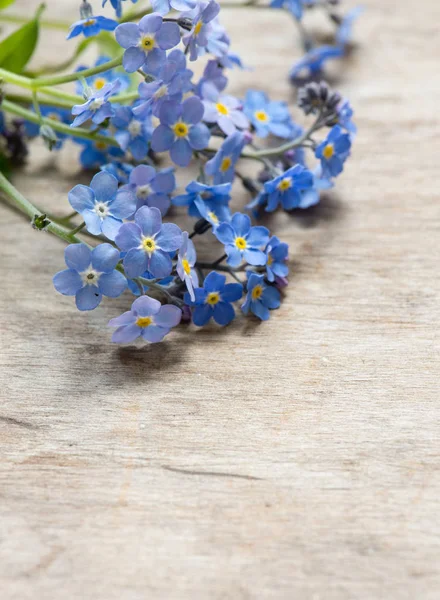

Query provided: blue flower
[315,125,351,178]
[109,295,182,344]
[182,1,221,61]
[101,161,134,184]
[24,106,71,148]
[111,106,152,161]
[336,99,357,135]
[336,6,364,48]
[124,164,175,216]
[173,180,231,219]
[298,164,334,209]
[184,271,243,326]
[67,15,118,40]
[115,13,180,74]
[205,131,247,184]
[74,134,124,169]
[242,273,280,321]
[214,212,269,267]
[68,171,136,240]
[289,45,344,81]
[194,197,231,229]
[202,86,249,136]
[75,55,130,95]
[270,0,303,20]
[71,80,121,128]
[265,236,289,282]
[176,231,198,301]
[102,0,139,19]
[53,243,127,311]
[196,59,227,97]
[133,50,189,119]
[115,206,182,278]
[243,90,294,138]
[151,0,197,16]
[262,164,314,212]
[151,97,210,167]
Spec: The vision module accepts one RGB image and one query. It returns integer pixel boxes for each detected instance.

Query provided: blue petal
[204,271,226,293]
[64,243,91,271]
[170,138,192,167]
[90,171,118,202]
[101,216,123,241]
[98,270,127,297]
[251,300,270,321]
[91,243,120,272]
[115,222,142,251]
[151,124,174,152]
[154,304,182,328]
[231,212,251,236]
[135,205,162,237]
[188,123,210,150]
[155,223,182,252]
[112,323,142,343]
[148,249,172,278]
[221,282,243,302]
[75,285,102,311]
[192,304,212,326]
[142,325,169,343]
[246,225,270,248]
[243,248,267,266]
[124,248,148,278]
[123,47,146,73]
[115,23,140,49]
[53,269,83,295]
[68,184,95,212]
[262,285,281,309]
[213,302,235,326]
[132,294,161,316]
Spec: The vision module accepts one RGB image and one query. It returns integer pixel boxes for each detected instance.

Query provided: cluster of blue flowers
[0,0,360,345]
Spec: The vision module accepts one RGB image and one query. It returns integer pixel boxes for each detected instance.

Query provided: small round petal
[231,212,251,236]
[64,243,91,272]
[151,124,175,152]
[139,13,163,34]
[135,205,162,237]
[112,323,142,343]
[130,164,155,186]
[155,22,180,50]
[155,222,182,251]
[53,269,83,296]
[108,311,136,328]
[91,243,120,272]
[142,325,169,343]
[213,302,235,326]
[182,96,204,125]
[124,248,148,278]
[243,248,267,266]
[90,171,118,202]
[110,189,137,220]
[68,184,95,212]
[262,286,281,309]
[148,249,173,278]
[214,222,235,245]
[246,226,270,247]
[98,271,127,298]
[188,123,210,150]
[204,271,226,293]
[123,47,147,73]
[225,246,243,267]
[251,300,270,321]
[115,23,140,49]
[192,304,213,326]
[154,304,182,328]
[132,294,161,316]
[221,282,243,303]
[101,216,123,241]
[115,222,142,251]
[170,138,193,167]
[75,285,102,311]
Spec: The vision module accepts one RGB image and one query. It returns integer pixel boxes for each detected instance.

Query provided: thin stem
[31,56,123,88]
[31,90,42,121]
[69,222,86,236]
[0,172,86,245]
[195,262,246,273]
[4,93,73,110]
[1,99,119,146]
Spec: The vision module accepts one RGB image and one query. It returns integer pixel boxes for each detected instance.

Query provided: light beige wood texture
[0,1,439,598]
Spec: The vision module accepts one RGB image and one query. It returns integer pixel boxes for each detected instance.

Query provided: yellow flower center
[136,316,153,328]
[95,141,106,151]
[142,237,156,253]
[194,21,202,35]
[220,157,232,172]
[182,258,191,275]
[206,292,220,305]
[323,143,334,160]
[140,35,155,52]
[251,284,263,300]
[255,110,269,122]
[207,211,219,225]
[173,121,189,138]
[94,77,106,91]
[235,237,247,250]
[267,254,273,266]
[216,102,229,116]
[84,19,96,27]
[277,177,292,192]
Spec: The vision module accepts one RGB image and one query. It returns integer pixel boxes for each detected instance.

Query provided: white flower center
[136,184,152,199]
[94,201,110,219]
[89,97,105,111]
[128,120,142,137]
[80,268,101,286]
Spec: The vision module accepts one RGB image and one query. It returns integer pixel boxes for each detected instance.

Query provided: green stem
[70,222,86,236]
[32,56,123,88]
[4,93,73,110]
[2,99,119,147]
[0,172,85,245]
[0,13,69,30]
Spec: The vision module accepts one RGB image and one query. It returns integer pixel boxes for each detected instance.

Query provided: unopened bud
[40,124,58,151]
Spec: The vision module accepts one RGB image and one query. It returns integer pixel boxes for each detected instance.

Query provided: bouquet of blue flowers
[0,0,361,344]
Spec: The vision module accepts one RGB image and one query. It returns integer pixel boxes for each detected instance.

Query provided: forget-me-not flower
[265,236,289,282]
[68,171,136,240]
[115,206,182,278]
[182,1,221,61]
[289,45,344,81]
[315,125,351,178]
[53,243,127,311]
[71,79,121,127]
[67,15,118,40]
[184,271,243,326]
[111,106,152,161]
[202,85,249,136]
[173,181,231,218]
[243,90,294,138]
[204,131,247,184]
[115,13,180,74]
[194,197,231,229]
[109,295,182,344]
[176,232,198,301]
[151,0,197,16]
[124,164,175,216]
[151,97,210,167]
[262,164,314,212]
[75,55,129,96]
[214,212,269,267]
[242,273,280,321]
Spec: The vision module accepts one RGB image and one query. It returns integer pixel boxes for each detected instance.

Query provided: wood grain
[0,1,439,598]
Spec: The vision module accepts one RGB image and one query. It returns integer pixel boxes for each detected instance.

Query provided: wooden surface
[1,1,439,598]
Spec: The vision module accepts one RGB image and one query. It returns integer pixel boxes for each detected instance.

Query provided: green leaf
[0,5,43,73]
[0,0,16,11]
